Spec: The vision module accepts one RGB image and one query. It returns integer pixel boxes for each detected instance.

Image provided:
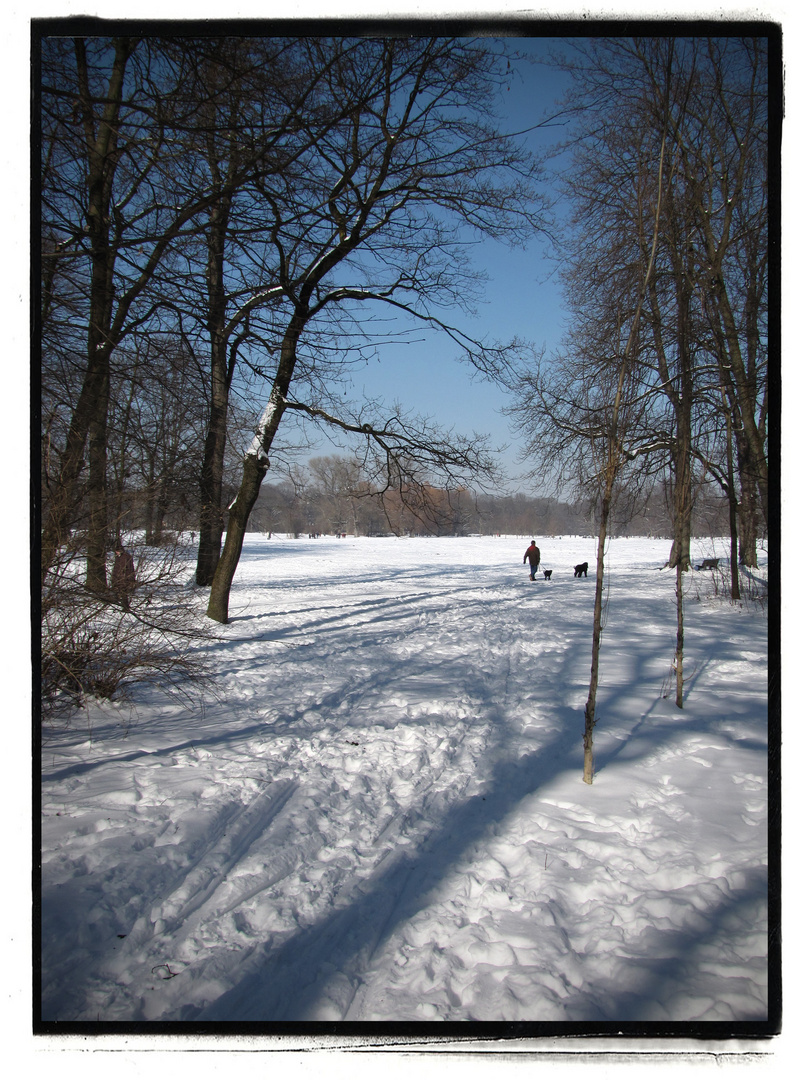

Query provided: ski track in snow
[40,535,769,1023]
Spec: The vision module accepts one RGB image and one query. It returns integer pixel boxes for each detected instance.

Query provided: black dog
[543,569,553,580]
[574,562,588,578]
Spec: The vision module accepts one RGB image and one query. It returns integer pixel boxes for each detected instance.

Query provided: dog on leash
[543,569,553,580]
[574,562,588,578]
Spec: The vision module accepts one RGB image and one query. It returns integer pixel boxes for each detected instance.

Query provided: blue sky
[324,37,575,487]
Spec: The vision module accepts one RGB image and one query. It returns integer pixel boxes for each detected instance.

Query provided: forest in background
[60,440,737,542]
[247,457,737,540]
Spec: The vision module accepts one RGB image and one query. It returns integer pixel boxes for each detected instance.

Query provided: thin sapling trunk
[582,61,672,781]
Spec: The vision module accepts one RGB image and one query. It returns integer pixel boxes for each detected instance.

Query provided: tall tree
[633,36,770,568]
[511,35,770,761]
[177,38,324,585]
[140,38,398,586]
[690,37,770,563]
[40,37,201,584]
[206,37,549,622]
[38,34,277,585]
[40,36,137,589]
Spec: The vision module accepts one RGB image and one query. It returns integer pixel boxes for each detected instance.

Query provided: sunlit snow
[40,534,769,1023]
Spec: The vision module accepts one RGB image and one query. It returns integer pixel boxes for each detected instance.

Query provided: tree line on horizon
[246,456,738,542]
[59,434,737,543]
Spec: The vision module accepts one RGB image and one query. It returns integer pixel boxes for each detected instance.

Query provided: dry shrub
[41,537,214,720]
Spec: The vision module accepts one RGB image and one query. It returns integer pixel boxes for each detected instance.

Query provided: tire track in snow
[134,777,298,943]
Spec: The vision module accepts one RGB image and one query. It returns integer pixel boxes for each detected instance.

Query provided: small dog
[543,569,553,580]
[574,562,588,578]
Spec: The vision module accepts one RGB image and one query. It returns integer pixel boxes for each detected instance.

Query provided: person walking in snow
[112,543,136,611]
[523,540,541,581]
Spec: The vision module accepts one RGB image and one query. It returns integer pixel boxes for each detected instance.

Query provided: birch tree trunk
[675,561,685,707]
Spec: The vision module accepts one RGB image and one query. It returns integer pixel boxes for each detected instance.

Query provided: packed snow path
[40,536,769,1023]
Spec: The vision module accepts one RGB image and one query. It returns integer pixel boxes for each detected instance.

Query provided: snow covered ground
[39,534,770,1025]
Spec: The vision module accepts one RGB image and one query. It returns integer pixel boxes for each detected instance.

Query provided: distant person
[523,540,541,581]
[112,543,136,611]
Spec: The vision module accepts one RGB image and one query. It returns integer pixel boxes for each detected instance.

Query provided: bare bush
[41,536,214,720]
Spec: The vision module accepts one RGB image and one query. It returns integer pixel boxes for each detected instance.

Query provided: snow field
[40,535,769,1024]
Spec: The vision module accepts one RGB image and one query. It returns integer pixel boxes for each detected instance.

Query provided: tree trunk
[85,375,111,592]
[719,386,742,600]
[195,192,235,586]
[716,342,758,571]
[196,395,229,584]
[41,39,133,584]
[728,489,741,601]
[82,38,131,590]
[668,299,692,705]
[41,352,109,583]
[665,266,692,707]
[675,561,685,708]
[206,306,304,621]
[737,457,760,567]
[665,253,694,572]
[583,469,615,785]
[113,359,140,541]
[207,453,269,622]
[710,278,768,526]
[666,429,693,572]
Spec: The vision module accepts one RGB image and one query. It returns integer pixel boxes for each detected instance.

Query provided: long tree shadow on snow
[186,710,587,1022]
[41,563,768,1026]
[180,687,756,1023]
[559,863,769,1022]
[182,589,768,1024]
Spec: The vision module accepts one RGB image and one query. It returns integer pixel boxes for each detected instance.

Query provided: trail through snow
[40,535,769,1023]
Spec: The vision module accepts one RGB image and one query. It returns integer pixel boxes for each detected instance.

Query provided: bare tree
[205,37,550,622]
[40,36,138,589]
[39,35,236,586]
[504,38,679,778]
[105,335,207,543]
[308,455,365,534]
[506,36,770,775]
[172,38,364,584]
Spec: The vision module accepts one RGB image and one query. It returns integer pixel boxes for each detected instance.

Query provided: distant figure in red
[112,544,136,611]
[523,540,541,581]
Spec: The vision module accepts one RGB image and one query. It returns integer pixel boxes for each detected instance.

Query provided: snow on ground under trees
[40,534,769,1024]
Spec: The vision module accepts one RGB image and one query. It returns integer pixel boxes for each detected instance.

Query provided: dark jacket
[523,543,540,566]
